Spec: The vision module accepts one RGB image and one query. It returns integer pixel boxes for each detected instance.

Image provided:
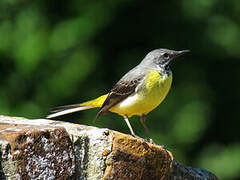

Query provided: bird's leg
[140,114,154,144]
[123,115,136,137]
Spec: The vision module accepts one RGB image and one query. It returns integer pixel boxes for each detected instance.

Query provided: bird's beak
[175,50,190,57]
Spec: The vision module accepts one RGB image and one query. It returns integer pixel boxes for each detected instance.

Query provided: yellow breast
[110,70,172,117]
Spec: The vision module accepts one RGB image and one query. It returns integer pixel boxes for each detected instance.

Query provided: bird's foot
[149,138,155,144]
[131,135,166,148]
[131,134,149,142]
[131,134,142,139]
[149,138,165,148]
[131,135,164,147]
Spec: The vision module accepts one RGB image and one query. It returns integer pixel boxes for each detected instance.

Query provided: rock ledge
[0,115,218,180]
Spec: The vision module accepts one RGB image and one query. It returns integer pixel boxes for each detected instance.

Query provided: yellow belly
[110,70,172,117]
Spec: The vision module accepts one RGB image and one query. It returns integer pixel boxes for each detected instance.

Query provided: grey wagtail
[47,48,190,142]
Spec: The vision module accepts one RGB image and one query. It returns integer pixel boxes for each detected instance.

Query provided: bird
[47,48,190,143]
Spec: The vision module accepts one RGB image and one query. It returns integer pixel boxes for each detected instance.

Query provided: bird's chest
[139,70,172,107]
[112,70,172,116]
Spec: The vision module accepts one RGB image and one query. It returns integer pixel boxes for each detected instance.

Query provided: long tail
[46,94,108,119]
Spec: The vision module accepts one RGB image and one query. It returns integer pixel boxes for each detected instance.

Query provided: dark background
[0,0,239,179]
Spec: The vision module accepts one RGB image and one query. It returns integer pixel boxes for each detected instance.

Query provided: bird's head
[141,48,190,71]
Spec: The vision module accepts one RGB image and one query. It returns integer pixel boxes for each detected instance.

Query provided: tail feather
[46,105,93,119]
[50,104,84,113]
[46,94,108,119]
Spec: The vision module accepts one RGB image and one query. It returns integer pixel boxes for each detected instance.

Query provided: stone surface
[166,160,219,180]
[0,116,75,179]
[103,133,173,180]
[69,127,112,179]
[0,115,218,180]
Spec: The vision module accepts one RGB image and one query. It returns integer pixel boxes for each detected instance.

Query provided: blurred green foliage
[0,0,239,179]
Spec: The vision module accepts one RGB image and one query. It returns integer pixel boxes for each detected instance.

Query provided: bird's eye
[163,53,170,59]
